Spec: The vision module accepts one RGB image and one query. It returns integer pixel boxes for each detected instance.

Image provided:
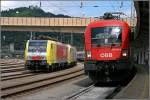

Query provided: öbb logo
[100,53,112,57]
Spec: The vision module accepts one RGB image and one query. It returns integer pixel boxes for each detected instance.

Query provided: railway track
[1,71,36,81]
[65,68,136,100]
[0,59,24,65]
[66,84,120,100]
[0,62,24,66]
[1,65,84,98]
[1,66,25,73]
[1,62,25,74]
[1,63,24,68]
[2,70,30,77]
[66,85,95,100]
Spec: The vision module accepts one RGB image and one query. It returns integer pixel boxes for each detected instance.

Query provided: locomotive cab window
[29,41,47,47]
[91,26,122,47]
[28,40,47,52]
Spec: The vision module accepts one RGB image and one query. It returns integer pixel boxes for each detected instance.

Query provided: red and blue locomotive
[84,13,134,82]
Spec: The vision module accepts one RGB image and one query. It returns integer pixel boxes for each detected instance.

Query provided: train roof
[28,40,47,42]
[87,19,129,28]
[29,39,57,43]
[28,40,76,49]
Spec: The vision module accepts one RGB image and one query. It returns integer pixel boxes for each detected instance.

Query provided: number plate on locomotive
[100,53,112,57]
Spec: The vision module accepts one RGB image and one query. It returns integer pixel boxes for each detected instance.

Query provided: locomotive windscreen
[28,40,47,52]
[91,26,122,47]
[29,40,47,46]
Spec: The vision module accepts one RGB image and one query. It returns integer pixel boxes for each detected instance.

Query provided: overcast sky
[1,0,135,17]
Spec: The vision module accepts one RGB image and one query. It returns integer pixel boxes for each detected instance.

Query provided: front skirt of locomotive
[25,60,48,71]
[84,60,133,82]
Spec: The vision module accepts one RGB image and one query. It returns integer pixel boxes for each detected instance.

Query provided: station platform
[114,64,149,99]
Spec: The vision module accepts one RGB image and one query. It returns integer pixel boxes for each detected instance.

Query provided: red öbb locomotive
[84,13,134,82]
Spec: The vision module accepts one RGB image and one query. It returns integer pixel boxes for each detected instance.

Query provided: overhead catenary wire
[110,1,117,11]
[1,5,131,8]
[1,1,131,18]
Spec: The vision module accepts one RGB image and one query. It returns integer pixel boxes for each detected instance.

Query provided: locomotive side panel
[67,45,71,64]
[67,45,77,66]
[24,40,29,63]
[52,41,57,64]
[56,43,68,64]
[46,40,51,65]
[46,40,56,65]
[72,47,77,63]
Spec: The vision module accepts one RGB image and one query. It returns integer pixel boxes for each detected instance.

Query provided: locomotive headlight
[86,51,91,58]
[122,50,128,57]
[122,52,127,56]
